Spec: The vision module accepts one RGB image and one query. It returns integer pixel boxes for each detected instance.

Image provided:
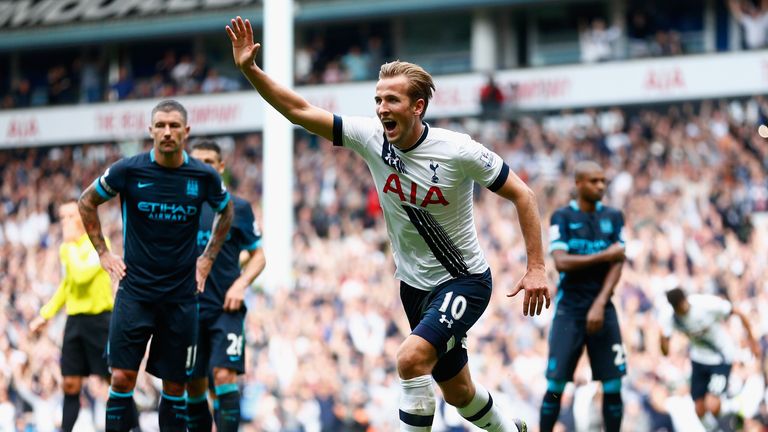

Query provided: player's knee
[396,346,431,379]
[212,367,237,386]
[694,399,707,418]
[110,369,138,393]
[705,394,722,415]
[62,376,82,395]
[442,382,474,408]
[186,378,208,398]
[162,380,186,397]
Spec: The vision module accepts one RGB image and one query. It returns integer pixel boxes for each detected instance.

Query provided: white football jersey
[333,115,509,290]
[660,294,735,365]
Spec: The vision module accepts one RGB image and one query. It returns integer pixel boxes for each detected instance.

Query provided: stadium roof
[0,0,584,51]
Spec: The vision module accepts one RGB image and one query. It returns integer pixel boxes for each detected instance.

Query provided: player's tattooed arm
[203,199,234,261]
[196,199,234,293]
[79,183,126,281]
[78,183,110,255]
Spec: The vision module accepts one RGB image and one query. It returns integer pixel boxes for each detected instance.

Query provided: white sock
[399,375,436,432]
[456,382,514,432]
[700,412,719,432]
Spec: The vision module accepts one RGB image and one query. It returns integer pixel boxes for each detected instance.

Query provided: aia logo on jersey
[382,174,449,207]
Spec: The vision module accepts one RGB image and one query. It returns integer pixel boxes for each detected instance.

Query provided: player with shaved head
[540,160,628,432]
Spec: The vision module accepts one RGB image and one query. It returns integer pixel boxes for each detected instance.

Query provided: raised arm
[196,199,234,293]
[226,16,334,140]
[493,170,551,316]
[78,183,125,282]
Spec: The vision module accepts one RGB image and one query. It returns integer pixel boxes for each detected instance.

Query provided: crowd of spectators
[6,0,768,111]
[0,95,767,431]
[1,50,244,110]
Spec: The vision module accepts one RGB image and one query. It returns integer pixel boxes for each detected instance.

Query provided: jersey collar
[385,121,429,153]
[150,149,189,165]
[569,199,603,212]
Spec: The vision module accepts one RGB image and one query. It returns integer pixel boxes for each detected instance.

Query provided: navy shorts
[107,290,199,383]
[61,312,111,377]
[546,304,626,381]
[400,268,492,383]
[690,361,731,400]
[190,309,247,379]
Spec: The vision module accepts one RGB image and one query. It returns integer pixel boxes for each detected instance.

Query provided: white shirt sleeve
[709,296,733,320]
[334,115,382,155]
[457,138,505,188]
[658,304,674,337]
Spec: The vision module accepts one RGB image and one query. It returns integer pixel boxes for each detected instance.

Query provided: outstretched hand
[508,267,551,316]
[226,16,261,70]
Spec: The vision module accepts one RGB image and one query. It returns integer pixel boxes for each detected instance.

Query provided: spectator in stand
[9,78,32,108]
[651,29,684,56]
[190,53,210,89]
[479,74,505,120]
[79,54,104,103]
[108,66,135,101]
[201,68,241,94]
[366,36,387,80]
[728,0,768,49]
[321,58,346,83]
[627,11,655,58]
[341,45,371,81]
[47,65,77,106]
[172,54,196,94]
[295,43,315,85]
[155,50,177,86]
[579,18,622,63]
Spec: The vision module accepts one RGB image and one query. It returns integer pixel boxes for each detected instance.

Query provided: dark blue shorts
[690,361,731,400]
[546,304,626,381]
[107,290,199,382]
[400,268,492,383]
[190,309,247,379]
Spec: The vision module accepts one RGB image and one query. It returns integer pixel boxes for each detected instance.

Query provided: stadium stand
[1,96,767,430]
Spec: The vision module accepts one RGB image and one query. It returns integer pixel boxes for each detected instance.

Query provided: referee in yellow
[30,200,114,432]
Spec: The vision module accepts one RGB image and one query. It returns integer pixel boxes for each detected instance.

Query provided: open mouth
[382,120,397,133]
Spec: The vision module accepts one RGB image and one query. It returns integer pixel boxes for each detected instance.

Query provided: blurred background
[0,0,767,431]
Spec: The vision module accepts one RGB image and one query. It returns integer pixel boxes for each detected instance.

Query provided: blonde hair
[379,61,435,119]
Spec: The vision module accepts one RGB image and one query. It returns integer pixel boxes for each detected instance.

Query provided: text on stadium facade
[0,0,258,29]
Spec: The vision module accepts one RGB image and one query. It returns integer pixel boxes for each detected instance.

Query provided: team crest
[186,179,199,197]
[429,160,439,183]
[600,219,613,234]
